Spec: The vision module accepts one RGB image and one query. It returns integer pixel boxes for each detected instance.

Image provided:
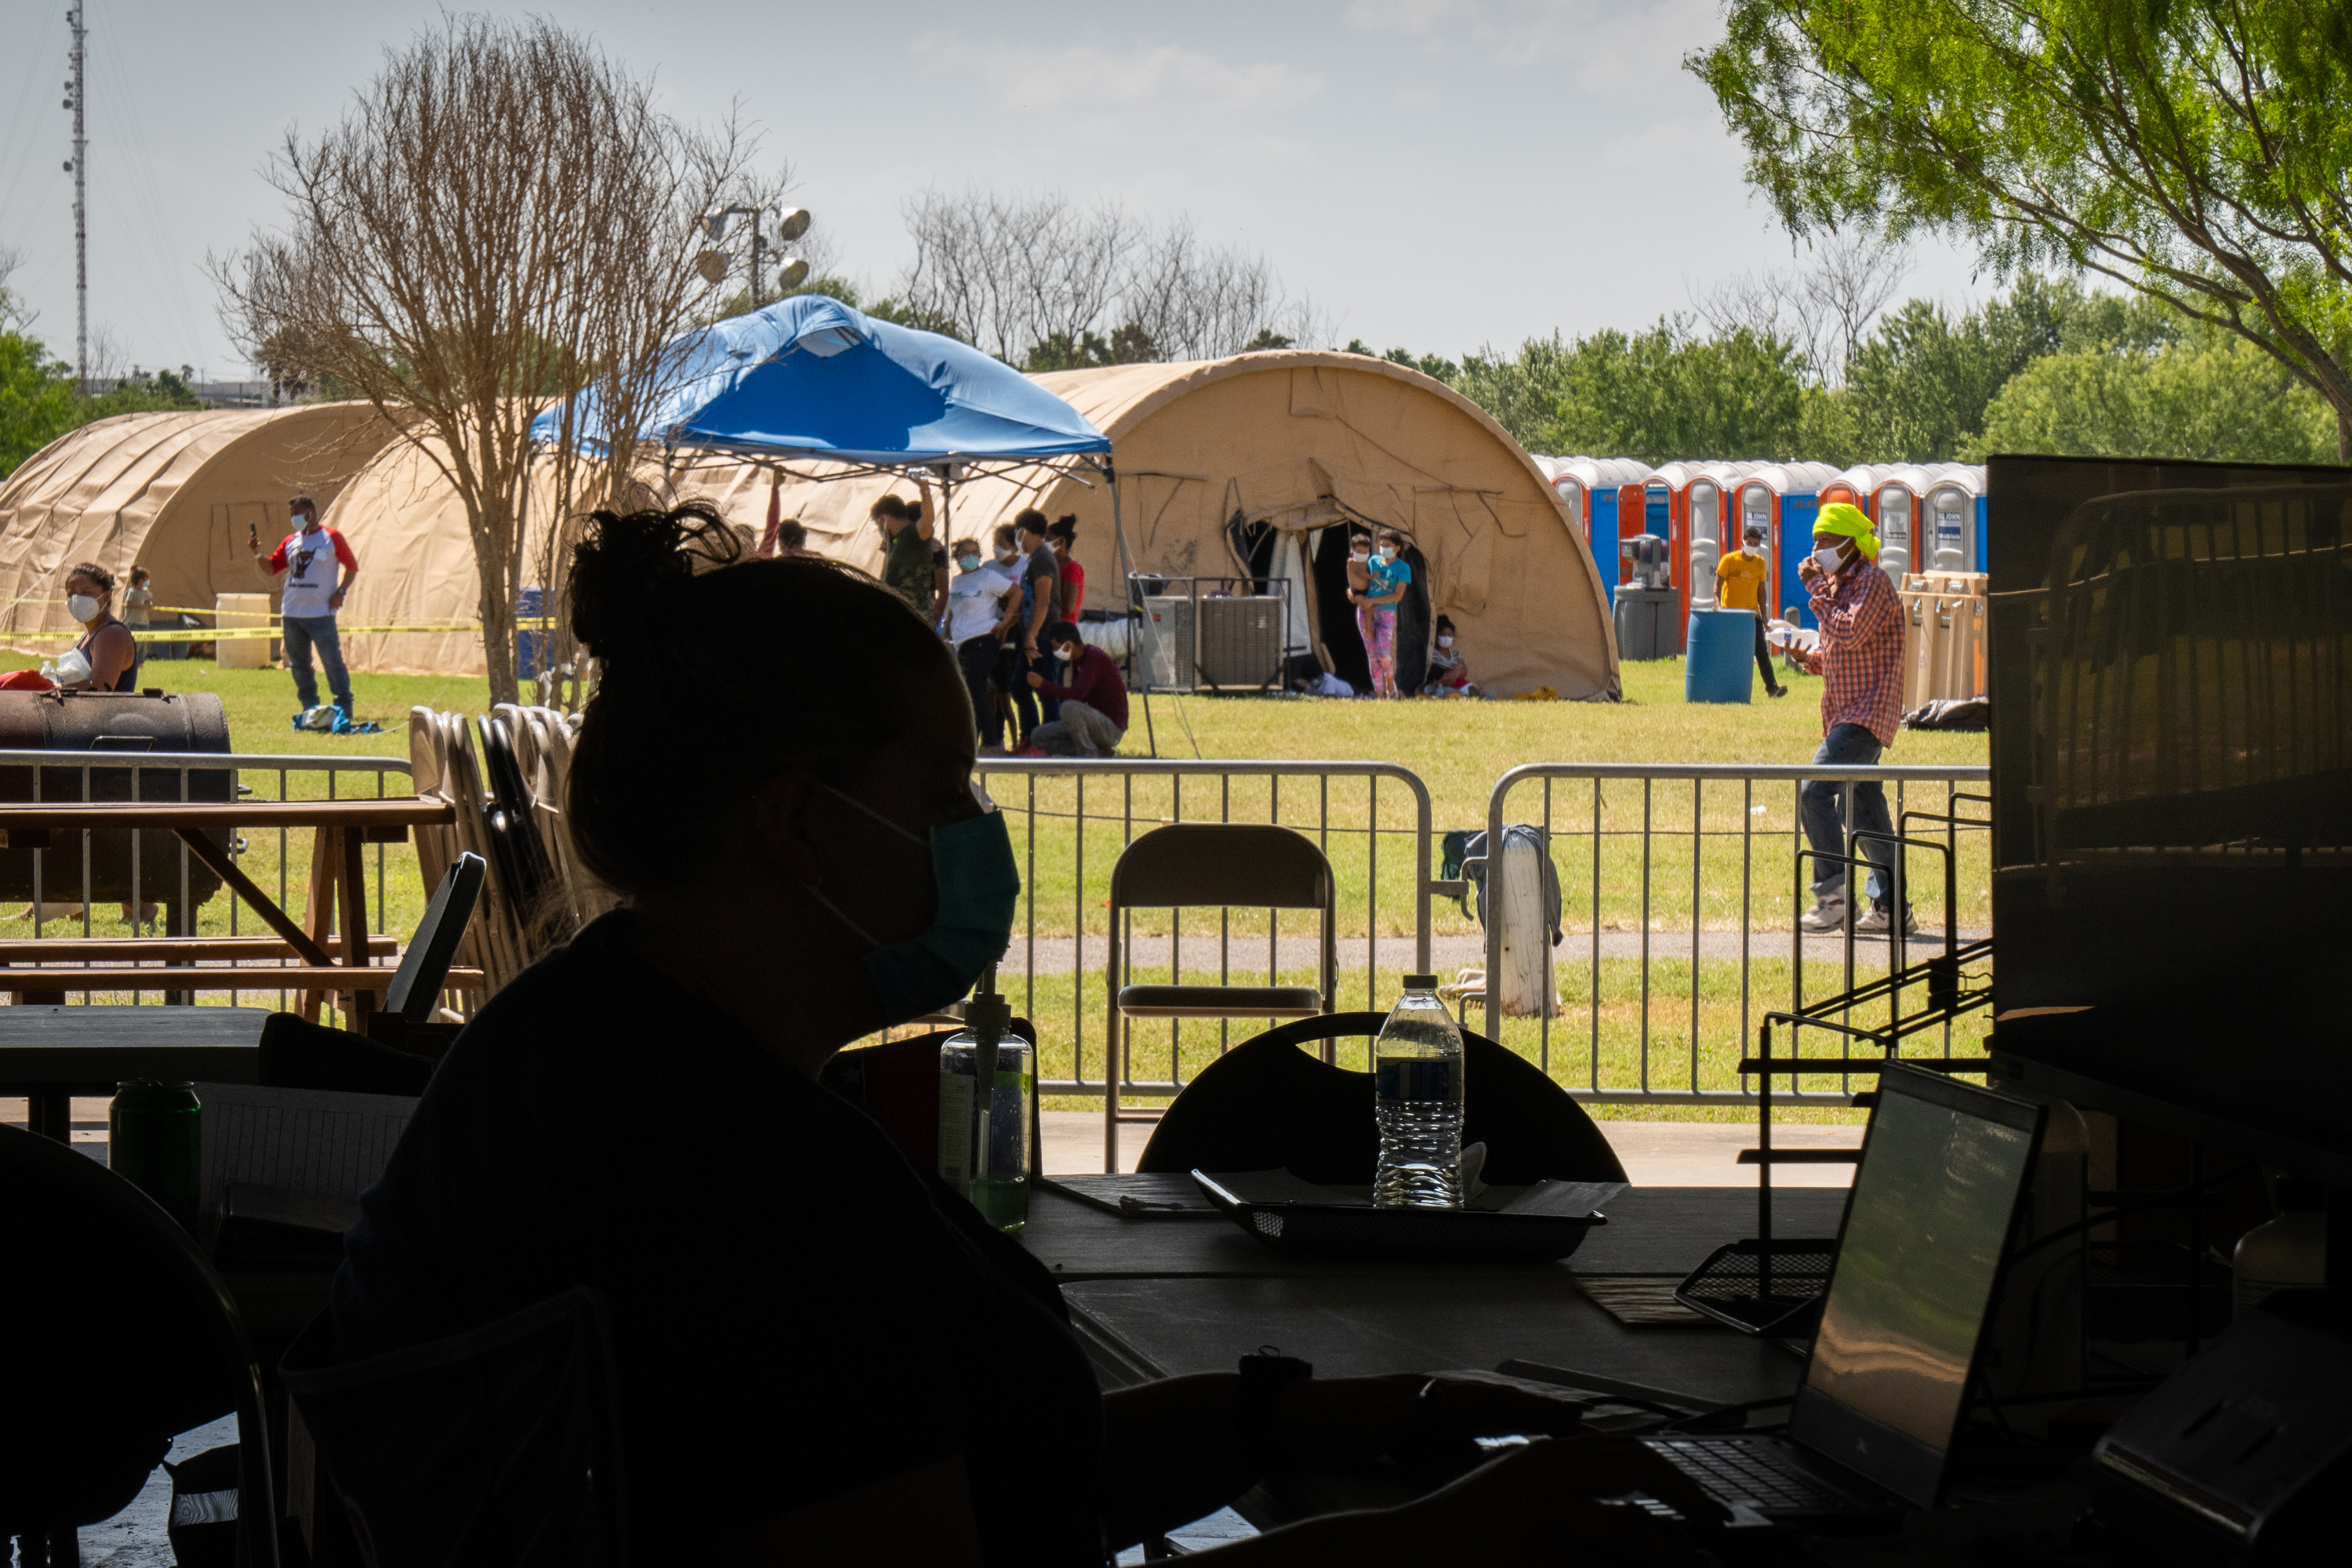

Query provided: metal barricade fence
[1475,762,1993,1107]
[0,749,416,1014]
[970,758,1445,1160]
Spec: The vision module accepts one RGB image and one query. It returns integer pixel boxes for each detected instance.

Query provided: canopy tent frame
[532,296,1151,752]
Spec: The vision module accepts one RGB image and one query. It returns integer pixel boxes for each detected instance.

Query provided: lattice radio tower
[64,2,88,388]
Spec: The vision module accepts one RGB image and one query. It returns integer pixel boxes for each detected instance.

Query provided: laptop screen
[1790,1068,2044,1507]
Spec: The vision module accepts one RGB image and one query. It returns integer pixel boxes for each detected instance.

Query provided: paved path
[999,929,1985,977]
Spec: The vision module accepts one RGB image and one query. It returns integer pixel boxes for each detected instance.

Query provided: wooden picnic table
[0,1004,270,1140]
[0,796,459,1018]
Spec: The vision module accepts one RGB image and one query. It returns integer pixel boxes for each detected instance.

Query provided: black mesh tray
[1192,1171,1606,1261]
[1674,1237,1838,1336]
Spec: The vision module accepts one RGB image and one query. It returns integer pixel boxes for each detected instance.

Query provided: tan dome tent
[724,351,1621,700]
[0,405,401,655]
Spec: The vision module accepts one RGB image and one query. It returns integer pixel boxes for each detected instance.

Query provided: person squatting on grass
[1022,621,1127,758]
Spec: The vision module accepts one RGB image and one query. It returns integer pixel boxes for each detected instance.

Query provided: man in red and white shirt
[1795,503,1909,935]
[250,493,359,717]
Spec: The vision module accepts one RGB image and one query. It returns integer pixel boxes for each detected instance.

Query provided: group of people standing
[872,495,1127,758]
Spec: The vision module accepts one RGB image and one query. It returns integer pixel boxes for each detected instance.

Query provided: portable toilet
[1646,459,1769,621]
[1729,462,1845,629]
[1918,463,1987,572]
[1539,456,1654,604]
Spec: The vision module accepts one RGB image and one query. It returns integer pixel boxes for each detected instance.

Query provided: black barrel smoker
[0,690,234,935]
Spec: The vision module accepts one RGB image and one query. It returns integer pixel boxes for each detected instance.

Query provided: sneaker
[1011,743,1047,758]
[1798,896,1848,933]
[1766,684,1789,698]
[1856,905,1919,936]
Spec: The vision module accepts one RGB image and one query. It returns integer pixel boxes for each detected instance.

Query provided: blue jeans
[282,615,354,712]
[1800,723,1895,906]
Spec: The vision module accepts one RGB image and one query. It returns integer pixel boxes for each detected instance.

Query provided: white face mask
[1059,644,1080,662]
[1376,546,1395,562]
[1352,550,1370,564]
[1436,634,1454,648]
[1813,543,1846,573]
[994,546,1015,563]
[67,593,100,623]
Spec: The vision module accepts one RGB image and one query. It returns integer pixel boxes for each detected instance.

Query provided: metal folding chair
[1102,822,1337,1170]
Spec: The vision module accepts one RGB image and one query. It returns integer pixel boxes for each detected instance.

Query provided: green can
[110,1079,201,1233]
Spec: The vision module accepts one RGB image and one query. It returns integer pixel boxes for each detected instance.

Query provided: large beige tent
[124,353,1619,695]
[0,405,401,654]
[726,351,1621,699]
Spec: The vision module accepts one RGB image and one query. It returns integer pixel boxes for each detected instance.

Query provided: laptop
[1639,1064,2049,1529]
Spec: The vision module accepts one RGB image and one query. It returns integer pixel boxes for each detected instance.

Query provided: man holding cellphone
[251,494,359,720]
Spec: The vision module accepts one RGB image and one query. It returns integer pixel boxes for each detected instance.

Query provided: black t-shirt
[332,912,1105,1563]
[1022,543,1061,623]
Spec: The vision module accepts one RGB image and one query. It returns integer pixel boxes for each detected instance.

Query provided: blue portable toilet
[1537,456,1654,604]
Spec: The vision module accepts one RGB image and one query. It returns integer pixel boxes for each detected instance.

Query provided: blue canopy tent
[531,295,1156,746]
[530,295,1111,469]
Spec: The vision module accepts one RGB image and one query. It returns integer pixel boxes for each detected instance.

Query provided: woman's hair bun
[568,504,742,659]
[1049,514,1078,541]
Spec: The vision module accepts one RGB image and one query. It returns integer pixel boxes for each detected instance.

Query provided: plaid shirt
[1811,564,1904,746]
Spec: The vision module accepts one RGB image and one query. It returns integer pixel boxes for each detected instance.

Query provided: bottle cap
[1403,972,1439,989]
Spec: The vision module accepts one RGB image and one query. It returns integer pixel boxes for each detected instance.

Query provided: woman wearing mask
[56,563,138,692]
[1355,532,1411,699]
[944,537,1019,751]
[318,505,1715,1564]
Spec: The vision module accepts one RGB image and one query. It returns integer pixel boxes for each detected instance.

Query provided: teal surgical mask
[956,553,982,572]
[809,785,1020,1025]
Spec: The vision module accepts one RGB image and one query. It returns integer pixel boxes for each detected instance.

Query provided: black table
[0,1005,269,1140]
[1022,1184,1849,1410]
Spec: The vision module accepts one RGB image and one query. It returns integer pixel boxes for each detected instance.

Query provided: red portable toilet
[1537,456,1653,604]
[1648,459,1769,621]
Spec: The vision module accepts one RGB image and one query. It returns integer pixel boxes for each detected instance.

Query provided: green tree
[1,331,78,478]
[1692,1,2352,457]
[2,339,210,480]
[1970,333,2336,464]
[1458,320,1807,463]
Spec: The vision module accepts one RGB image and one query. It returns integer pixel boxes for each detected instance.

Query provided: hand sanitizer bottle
[938,984,1033,1232]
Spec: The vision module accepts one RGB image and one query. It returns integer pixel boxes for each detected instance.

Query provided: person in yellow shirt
[1715,524,1788,697]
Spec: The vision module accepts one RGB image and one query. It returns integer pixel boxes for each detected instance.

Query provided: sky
[0,0,1994,380]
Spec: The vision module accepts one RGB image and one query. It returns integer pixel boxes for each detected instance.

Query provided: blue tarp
[530,296,1110,466]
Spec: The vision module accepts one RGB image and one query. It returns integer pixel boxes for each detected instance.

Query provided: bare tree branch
[212,15,755,704]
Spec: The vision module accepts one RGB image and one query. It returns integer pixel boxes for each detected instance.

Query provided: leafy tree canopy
[1690,0,2352,456]
[1456,319,1807,464]
[2,334,207,480]
[1971,332,2336,464]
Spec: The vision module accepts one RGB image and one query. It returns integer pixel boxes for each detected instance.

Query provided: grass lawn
[9,649,1987,1117]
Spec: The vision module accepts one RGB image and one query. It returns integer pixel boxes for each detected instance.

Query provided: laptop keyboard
[1644,1438,1858,1514]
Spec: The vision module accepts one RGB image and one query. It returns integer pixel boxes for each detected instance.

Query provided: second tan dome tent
[710,350,1621,702]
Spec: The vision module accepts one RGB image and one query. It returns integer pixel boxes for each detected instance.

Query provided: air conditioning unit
[1138,596,1284,690]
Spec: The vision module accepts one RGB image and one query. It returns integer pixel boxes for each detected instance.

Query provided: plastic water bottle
[1374,974,1464,1208]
